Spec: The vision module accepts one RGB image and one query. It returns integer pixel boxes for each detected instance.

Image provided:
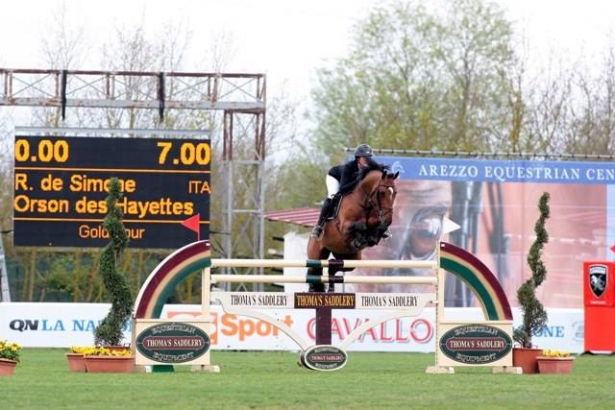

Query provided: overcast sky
[1,0,615,114]
[0,0,379,98]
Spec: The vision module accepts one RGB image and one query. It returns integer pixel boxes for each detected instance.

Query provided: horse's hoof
[308,284,325,292]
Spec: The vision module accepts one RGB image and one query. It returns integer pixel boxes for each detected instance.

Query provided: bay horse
[306,165,399,292]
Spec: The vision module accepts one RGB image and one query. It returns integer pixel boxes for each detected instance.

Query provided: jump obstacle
[132,240,517,373]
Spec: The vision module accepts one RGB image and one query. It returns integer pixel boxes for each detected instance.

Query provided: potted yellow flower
[0,339,22,376]
[83,346,134,373]
[66,346,91,372]
[537,349,574,374]
[66,345,134,373]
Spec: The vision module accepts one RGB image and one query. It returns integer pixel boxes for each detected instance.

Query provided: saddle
[326,193,344,220]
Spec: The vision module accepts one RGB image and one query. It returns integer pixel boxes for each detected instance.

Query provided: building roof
[264,207,319,228]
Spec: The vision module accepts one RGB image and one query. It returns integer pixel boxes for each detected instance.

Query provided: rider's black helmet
[354,144,373,158]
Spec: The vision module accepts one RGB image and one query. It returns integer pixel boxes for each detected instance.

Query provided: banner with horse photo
[344,156,615,309]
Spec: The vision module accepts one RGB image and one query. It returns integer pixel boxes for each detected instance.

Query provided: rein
[353,174,396,222]
[329,169,398,243]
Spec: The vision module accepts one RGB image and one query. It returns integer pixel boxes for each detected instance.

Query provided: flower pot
[66,353,87,372]
[85,356,135,373]
[537,356,574,374]
[0,358,18,376]
[512,347,542,374]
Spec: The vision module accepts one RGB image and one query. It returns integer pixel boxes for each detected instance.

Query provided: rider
[311,143,391,239]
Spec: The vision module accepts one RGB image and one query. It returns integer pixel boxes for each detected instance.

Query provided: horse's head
[361,168,399,225]
[376,170,399,214]
[325,165,400,253]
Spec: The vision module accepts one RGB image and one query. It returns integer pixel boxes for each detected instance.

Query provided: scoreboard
[13,135,211,249]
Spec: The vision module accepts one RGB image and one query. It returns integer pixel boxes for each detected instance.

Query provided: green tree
[513,192,550,348]
[94,178,132,346]
[566,43,615,156]
[308,0,517,156]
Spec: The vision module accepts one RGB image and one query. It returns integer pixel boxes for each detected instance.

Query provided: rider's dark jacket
[328,157,381,194]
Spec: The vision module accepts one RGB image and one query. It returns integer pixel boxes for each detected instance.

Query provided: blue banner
[379,156,615,185]
[337,153,614,310]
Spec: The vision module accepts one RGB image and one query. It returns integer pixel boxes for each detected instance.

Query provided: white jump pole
[211,259,438,270]
[210,274,437,285]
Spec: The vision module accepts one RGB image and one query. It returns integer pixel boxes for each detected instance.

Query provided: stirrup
[311,226,323,238]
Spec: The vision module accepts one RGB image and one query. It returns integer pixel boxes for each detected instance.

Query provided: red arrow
[181,214,200,241]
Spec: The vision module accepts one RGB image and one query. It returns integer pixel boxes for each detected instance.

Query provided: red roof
[264,207,319,228]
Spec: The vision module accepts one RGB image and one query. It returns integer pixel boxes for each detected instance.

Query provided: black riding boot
[311,198,333,238]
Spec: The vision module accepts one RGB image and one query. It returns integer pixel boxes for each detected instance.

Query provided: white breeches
[325,175,340,198]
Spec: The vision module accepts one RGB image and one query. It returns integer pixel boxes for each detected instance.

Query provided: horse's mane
[339,161,391,194]
[357,161,390,181]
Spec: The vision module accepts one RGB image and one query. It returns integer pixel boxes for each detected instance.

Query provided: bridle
[356,173,397,224]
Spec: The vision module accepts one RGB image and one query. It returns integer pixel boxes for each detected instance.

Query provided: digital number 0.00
[15,139,69,163]
[157,141,211,166]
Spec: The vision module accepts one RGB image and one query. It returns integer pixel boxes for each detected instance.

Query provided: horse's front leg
[366,234,380,247]
[366,223,388,246]
[365,214,390,246]
[345,221,367,250]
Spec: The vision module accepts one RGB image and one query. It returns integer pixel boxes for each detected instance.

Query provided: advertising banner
[333,156,615,309]
[0,302,585,353]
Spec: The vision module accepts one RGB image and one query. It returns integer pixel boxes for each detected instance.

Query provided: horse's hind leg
[328,267,339,293]
[308,266,325,292]
[307,238,330,292]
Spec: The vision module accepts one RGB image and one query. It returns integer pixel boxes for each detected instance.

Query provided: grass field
[1,349,614,409]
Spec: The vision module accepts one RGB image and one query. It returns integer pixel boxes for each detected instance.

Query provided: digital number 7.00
[157,141,211,166]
